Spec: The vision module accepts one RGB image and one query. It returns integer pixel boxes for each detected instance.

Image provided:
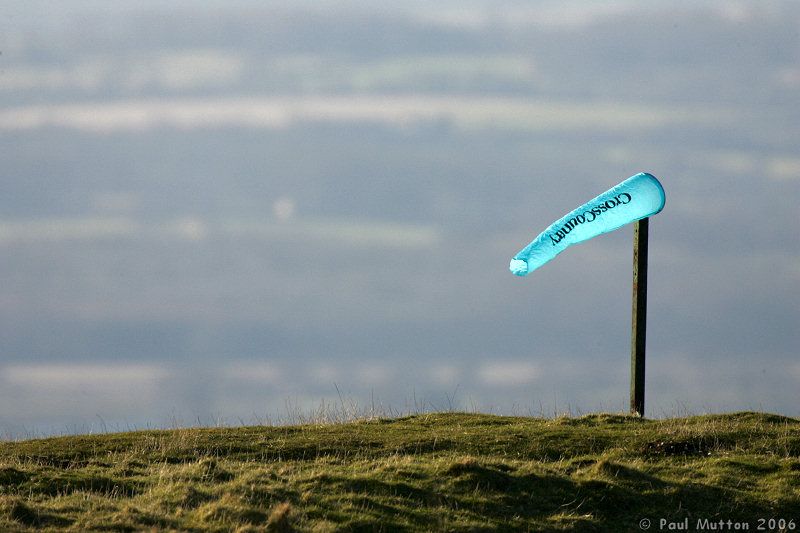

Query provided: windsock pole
[630,218,648,416]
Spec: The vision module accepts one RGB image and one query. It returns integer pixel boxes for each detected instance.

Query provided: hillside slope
[1,412,799,531]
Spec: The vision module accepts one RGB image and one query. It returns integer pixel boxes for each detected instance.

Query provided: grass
[1,412,799,531]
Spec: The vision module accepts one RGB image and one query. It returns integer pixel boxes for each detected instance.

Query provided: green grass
[1,412,799,531]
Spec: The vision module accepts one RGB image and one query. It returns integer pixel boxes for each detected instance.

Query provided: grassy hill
[1,412,799,531]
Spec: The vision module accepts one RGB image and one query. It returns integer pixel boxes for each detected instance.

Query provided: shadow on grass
[305,457,799,531]
[1,497,73,528]
[27,473,144,497]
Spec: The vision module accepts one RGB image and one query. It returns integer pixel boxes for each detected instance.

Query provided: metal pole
[630,218,648,416]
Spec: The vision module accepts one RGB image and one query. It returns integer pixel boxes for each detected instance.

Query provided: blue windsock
[510,173,665,276]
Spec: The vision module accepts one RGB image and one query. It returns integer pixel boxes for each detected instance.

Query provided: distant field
[1,412,799,531]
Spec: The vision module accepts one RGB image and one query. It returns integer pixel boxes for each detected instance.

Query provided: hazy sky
[1,1,798,437]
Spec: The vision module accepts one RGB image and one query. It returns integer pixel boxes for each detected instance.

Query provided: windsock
[510,172,665,276]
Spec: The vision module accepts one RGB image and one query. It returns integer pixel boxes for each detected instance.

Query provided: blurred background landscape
[1,0,799,436]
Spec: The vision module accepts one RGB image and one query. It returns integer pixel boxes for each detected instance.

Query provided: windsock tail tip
[510,258,529,276]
